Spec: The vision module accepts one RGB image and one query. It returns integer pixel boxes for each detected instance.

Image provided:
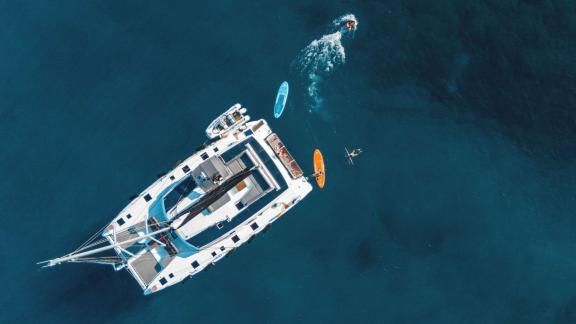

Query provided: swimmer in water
[345,147,363,165]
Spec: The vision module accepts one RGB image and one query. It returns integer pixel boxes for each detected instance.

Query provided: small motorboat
[205,103,250,139]
[345,20,356,30]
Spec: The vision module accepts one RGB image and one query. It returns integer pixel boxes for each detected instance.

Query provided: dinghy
[206,103,250,139]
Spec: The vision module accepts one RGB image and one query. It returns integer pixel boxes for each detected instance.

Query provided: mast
[38,227,172,267]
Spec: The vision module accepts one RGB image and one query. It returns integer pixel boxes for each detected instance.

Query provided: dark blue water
[2,1,576,323]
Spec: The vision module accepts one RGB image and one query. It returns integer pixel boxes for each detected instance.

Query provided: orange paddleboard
[313,149,325,189]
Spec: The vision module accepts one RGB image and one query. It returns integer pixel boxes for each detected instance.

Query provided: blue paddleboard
[274,81,289,118]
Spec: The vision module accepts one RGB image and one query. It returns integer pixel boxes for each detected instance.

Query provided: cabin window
[232,235,240,243]
[201,152,209,160]
[144,194,152,202]
[159,277,167,285]
[250,222,259,230]
[116,218,125,226]
[192,261,200,269]
[182,165,190,173]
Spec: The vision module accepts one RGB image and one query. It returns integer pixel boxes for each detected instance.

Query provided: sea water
[1,1,575,323]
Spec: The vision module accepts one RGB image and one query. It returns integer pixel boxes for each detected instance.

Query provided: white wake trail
[292,14,358,117]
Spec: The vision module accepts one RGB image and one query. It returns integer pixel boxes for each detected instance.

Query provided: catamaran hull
[42,105,313,295]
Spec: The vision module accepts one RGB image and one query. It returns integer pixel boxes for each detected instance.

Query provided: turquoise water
[1,1,576,323]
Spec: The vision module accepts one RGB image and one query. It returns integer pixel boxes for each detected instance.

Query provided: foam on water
[292,14,358,117]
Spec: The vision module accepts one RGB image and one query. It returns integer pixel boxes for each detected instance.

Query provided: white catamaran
[39,104,313,295]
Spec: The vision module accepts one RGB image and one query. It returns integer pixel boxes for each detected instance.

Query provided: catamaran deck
[131,251,174,285]
[40,110,314,295]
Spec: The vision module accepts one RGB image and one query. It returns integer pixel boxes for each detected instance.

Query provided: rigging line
[72,237,140,254]
[171,176,195,216]
[71,238,111,254]
[73,257,122,261]
[73,224,169,254]
[71,219,174,255]
[73,222,111,253]
[75,226,106,251]
[71,259,122,265]
[75,210,148,249]
[79,255,122,259]
[68,256,123,262]
[76,216,168,252]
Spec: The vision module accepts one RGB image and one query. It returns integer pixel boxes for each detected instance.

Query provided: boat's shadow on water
[20,267,145,323]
